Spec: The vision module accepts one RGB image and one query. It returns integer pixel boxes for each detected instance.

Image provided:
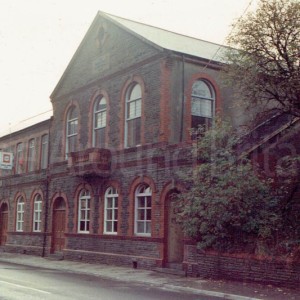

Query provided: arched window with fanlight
[93,96,107,148]
[134,184,152,236]
[66,106,78,156]
[33,194,42,232]
[125,83,142,148]
[16,196,25,232]
[78,189,91,233]
[191,80,215,130]
[104,186,118,234]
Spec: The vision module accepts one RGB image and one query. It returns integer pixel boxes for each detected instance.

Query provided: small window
[78,189,91,233]
[27,139,35,172]
[66,106,78,156]
[16,196,25,232]
[33,194,42,232]
[104,187,118,234]
[134,184,152,236]
[125,84,142,148]
[93,96,107,148]
[191,80,215,130]
[40,134,48,169]
[15,143,24,174]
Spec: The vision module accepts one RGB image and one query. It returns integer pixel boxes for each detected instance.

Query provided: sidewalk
[0,252,299,300]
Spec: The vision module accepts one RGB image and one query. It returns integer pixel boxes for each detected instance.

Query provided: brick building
[0,11,231,267]
[0,12,299,284]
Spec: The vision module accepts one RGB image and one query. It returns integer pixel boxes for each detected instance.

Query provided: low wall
[63,234,163,269]
[185,244,300,288]
[4,232,46,256]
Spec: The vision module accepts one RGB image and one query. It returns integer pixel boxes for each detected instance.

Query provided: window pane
[137,209,145,220]
[95,97,107,111]
[95,111,106,128]
[68,136,76,152]
[192,80,212,98]
[80,199,86,209]
[106,209,113,220]
[130,84,142,100]
[200,99,212,117]
[106,221,112,232]
[146,209,151,220]
[113,221,118,232]
[137,221,144,233]
[137,197,145,208]
[146,222,151,234]
[146,196,151,207]
[106,198,113,208]
[113,208,118,220]
[80,221,85,231]
[127,118,141,147]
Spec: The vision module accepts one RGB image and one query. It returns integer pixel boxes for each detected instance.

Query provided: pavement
[0,252,299,300]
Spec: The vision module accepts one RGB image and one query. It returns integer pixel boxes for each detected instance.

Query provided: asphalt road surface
[0,261,220,300]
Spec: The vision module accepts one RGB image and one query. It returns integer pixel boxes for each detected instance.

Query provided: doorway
[0,203,8,246]
[51,197,66,253]
[166,190,183,263]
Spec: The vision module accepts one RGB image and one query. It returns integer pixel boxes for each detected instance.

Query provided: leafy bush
[176,120,282,253]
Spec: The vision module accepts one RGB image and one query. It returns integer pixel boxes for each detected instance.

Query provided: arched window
[40,134,48,169]
[33,194,42,232]
[16,196,25,232]
[66,106,78,156]
[125,83,142,148]
[27,138,35,172]
[134,184,152,236]
[93,96,107,148]
[104,187,118,234]
[78,189,90,233]
[15,142,24,174]
[191,80,215,130]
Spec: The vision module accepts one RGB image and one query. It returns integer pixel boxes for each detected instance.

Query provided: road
[0,261,220,300]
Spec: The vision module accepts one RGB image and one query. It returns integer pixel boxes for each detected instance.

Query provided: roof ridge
[98,10,225,48]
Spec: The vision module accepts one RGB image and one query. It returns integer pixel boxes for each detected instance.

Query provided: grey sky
[0,0,258,136]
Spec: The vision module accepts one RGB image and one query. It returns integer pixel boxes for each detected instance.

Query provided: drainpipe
[179,54,185,142]
[42,117,52,257]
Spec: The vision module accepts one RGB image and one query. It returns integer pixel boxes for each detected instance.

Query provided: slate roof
[101,11,227,63]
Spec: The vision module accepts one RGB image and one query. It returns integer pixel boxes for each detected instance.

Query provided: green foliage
[225,0,300,119]
[176,120,282,253]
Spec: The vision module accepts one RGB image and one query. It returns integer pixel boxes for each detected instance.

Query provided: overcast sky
[0,0,258,137]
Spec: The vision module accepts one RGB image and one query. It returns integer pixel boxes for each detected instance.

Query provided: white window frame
[27,138,35,172]
[191,80,215,131]
[33,194,42,232]
[104,187,118,235]
[66,106,78,157]
[92,96,107,147]
[78,189,91,233]
[16,197,25,232]
[125,84,142,148]
[134,184,152,237]
[40,134,48,169]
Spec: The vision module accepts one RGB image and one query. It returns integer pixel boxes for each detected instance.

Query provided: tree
[225,0,300,120]
[176,120,282,253]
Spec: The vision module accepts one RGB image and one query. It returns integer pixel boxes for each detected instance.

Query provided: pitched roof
[239,113,299,156]
[101,12,227,62]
